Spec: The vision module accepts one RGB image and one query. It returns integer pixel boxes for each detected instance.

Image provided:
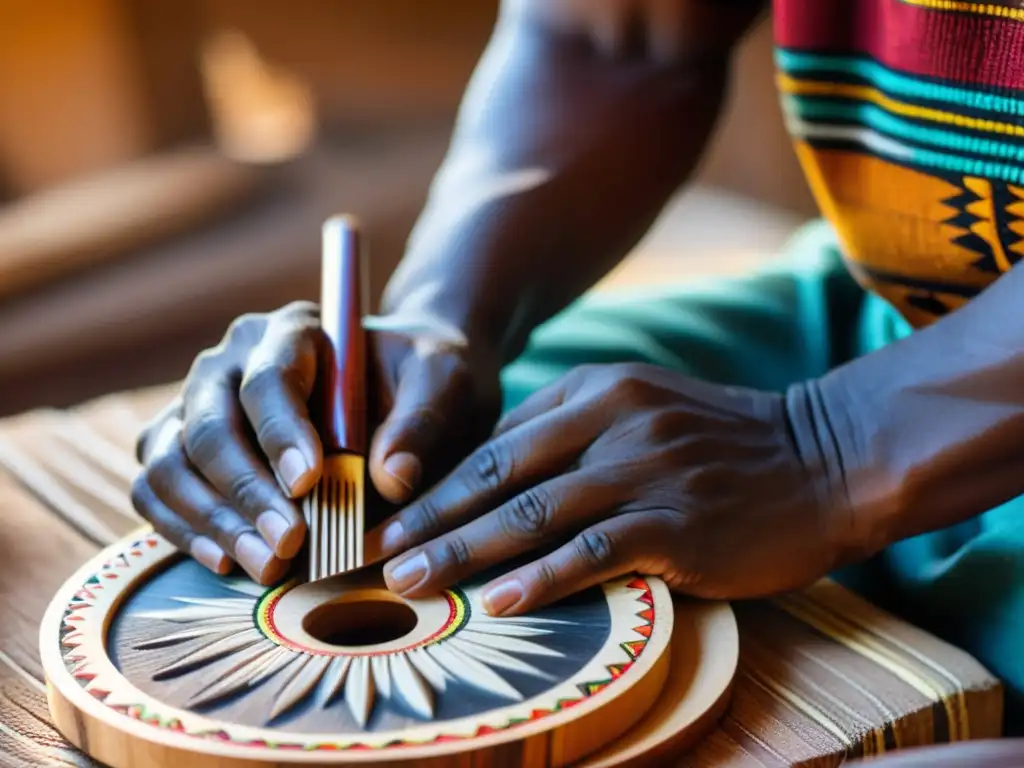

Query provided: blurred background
[0,0,816,417]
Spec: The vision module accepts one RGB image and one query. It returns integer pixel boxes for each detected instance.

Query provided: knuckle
[149,515,188,547]
[668,433,709,463]
[442,535,472,570]
[206,506,244,539]
[279,300,319,320]
[642,412,684,445]
[182,414,230,465]
[534,560,558,592]
[188,347,226,380]
[239,363,284,403]
[611,373,653,405]
[227,312,263,342]
[501,488,553,538]
[252,413,295,450]
[573,529,615,570]
[269,307,322,352]
[683,462,726,497]
[146,449,187,487]
[227,471,266,510]
[469,442,511,492]
[404,496,444,541]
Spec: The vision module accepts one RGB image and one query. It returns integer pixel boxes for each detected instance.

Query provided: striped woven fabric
[0,384,1004,766]
[774,0,1024,330]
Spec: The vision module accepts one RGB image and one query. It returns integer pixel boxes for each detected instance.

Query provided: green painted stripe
[775,49,1024,117]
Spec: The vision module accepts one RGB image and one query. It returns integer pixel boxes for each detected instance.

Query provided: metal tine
[347,479,356,573]
[354,477,363,568]
[329,476,338,577]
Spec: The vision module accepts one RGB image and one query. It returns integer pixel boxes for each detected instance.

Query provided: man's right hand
[131,301,501,585]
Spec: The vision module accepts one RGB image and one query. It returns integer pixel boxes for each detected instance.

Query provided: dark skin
[135,0,1024,653]
[133,6,1024,756]
[133,0,766,584]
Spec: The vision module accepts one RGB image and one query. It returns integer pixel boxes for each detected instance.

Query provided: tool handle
[319,215,368,454]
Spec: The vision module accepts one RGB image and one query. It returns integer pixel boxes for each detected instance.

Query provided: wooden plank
[0,408,144,547]
[0,387,1007,767]
[0,659,98,767]
[0,472,102,766]
[0,145,264,304]
[0,472,107,679]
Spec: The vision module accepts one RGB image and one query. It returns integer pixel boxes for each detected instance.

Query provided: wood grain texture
[0,145,263,303]
[0,383,1009,767]
[0,474,105,767]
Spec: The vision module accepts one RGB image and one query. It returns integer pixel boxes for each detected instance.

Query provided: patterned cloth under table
[0,384,1004,767]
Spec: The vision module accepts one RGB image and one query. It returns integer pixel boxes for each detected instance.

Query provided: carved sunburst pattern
[51,533,668,753]
[114,573,593,729]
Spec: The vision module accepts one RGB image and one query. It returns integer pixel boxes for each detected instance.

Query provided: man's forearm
[791,264,1024,561]
[379,0,763,362]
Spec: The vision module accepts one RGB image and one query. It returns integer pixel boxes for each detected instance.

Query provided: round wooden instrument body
[42,529,736,767]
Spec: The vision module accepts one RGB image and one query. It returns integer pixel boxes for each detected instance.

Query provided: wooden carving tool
[303,215,369,582]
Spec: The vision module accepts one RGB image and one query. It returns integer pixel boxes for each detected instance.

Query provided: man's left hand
[368,362,850,616]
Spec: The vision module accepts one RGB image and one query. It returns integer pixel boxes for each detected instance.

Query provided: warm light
[199,30,316,164]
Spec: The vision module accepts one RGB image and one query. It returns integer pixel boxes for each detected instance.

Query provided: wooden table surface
[0,384,1005,767]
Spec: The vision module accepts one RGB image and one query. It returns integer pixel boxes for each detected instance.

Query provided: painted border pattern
[58,535,657,752]
[256,581,470,658]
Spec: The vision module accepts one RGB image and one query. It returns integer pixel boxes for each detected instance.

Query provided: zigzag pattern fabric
[774,0,1024,327]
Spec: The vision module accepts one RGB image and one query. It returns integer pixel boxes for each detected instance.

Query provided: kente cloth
[774,0,1024,329]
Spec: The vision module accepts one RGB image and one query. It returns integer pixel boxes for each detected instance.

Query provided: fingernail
[383,452,421,493]
[278,447,311,493]
[482,580,523,616]
[257,511,294,557]
[380,521,404,554]
[236,532,275,583]
[386,552,428,593]
[191,537,229,574]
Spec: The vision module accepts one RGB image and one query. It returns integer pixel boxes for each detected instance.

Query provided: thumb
[368,347,471,505]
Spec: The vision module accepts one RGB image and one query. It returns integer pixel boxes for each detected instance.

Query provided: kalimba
[42,531,737,767]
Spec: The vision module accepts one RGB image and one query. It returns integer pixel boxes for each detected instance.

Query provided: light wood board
[40,526,737,767]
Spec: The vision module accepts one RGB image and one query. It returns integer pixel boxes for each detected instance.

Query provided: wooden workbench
[0,384,1004,767]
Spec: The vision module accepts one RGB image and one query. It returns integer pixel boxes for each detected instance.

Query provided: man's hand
[132,302,501,585]
[372,362,849,616]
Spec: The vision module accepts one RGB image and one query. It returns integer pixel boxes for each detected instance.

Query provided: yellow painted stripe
[792,643,893,754]
[777,74,1024,139]
[745,666,856,751]
[775,592,966,742]
[903,0,1024,21]
[788,591,967,740]
[800,580,973,734]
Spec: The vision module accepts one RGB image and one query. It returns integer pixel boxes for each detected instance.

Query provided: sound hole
[304,597,418,647]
